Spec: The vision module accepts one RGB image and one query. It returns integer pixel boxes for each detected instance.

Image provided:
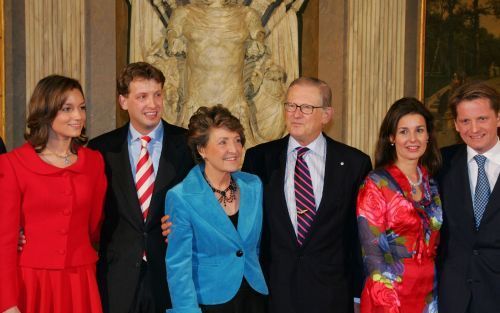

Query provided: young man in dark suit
[438,82,500,313]
[242,77,371,313]
[88,62,193,313]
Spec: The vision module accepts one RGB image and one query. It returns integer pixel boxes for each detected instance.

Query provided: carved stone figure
[131,0,305,146]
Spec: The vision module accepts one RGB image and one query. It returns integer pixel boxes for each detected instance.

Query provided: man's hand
[354,302,360,313]
[161,215,172,243]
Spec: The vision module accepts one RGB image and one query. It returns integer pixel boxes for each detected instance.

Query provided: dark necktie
[294,147,316,245]
[473,154,490,229]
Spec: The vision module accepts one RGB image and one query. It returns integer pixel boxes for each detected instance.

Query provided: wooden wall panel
[301,0,318,78]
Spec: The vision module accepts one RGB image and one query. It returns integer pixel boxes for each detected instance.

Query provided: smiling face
[49,89,86,140]
[454,97,500,154]
[119,78,163,135]
[391,113,429,163]
[285,84,332,146]
[198,127,243,177]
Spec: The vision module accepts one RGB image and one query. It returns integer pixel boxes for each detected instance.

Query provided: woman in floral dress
[357,98,442,313]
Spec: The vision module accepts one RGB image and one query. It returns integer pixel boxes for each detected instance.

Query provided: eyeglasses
[284,102,324,115]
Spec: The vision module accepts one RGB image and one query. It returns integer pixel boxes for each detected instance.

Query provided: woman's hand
[3,306,21,313]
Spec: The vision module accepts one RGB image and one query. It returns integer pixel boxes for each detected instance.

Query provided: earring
[390,143,394,146]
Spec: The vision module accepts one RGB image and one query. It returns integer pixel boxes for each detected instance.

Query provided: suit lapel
[479,169,500,228]
[109,126,144,230]
[448,147,475,232]
[269,137,299,246]
[145,122,178,225]
[317,137,341,213]
[186,166,240,245]
[235,173,258,241]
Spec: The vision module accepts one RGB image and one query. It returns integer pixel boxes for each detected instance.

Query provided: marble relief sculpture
[130,0,305,146]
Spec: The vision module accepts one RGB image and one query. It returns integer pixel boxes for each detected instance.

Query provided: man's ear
[118,95,128,110]
[321,107,333,125]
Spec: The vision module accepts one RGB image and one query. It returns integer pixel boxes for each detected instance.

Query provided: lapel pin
[340,162,344,166]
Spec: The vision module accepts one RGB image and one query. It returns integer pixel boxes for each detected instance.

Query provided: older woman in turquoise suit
[165,105,268,313]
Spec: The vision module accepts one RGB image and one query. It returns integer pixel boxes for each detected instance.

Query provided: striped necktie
[294,147,316,245]
[136,136,155,223]
[473,154,490,229]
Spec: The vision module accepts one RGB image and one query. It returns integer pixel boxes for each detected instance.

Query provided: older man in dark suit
[242,77,371,313]
[88,62,193,313]
[438,82,500,313]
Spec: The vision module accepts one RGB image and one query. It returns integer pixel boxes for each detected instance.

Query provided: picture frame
[421,0,500,147]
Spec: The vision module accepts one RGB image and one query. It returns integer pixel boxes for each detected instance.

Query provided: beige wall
[3,0,117,149]
[301,0,423,157]
[2,0,423,153]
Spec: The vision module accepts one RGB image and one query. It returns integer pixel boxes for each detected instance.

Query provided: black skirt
[199,279,267,313]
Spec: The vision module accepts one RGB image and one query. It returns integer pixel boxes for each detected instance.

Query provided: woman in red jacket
[0,75,107,313]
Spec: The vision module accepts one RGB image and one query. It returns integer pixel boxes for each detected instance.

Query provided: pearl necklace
[405,166,422,194]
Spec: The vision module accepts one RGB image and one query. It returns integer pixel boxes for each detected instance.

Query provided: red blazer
[0,143,107,312]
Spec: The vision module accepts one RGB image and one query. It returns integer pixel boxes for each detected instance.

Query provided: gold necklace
[44,149,74,165]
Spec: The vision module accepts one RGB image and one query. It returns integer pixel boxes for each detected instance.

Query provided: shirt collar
[287,133,326,157]
[128,122,163,144]
[467,137,500,166]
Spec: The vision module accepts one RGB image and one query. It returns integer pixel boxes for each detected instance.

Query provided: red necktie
[294,147,316,245]
[136,136,155,223]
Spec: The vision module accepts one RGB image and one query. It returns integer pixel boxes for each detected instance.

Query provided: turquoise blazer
[165,165,268,313]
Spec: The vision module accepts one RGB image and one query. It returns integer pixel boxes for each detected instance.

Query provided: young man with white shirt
[88,62,194,313]
[438,81,500,313]
[242,77,371,313]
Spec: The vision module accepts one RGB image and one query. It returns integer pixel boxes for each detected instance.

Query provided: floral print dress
[357,165,442,313]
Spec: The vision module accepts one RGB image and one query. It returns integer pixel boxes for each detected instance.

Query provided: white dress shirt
[284,134,327,235]
[467,138,500,198]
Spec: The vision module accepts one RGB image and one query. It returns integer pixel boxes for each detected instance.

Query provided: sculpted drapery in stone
[131,0,305,147]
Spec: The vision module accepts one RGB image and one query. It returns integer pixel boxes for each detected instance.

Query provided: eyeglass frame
[283,102,326,115]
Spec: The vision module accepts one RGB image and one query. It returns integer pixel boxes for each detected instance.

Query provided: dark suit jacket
[0,137,6,154]
[438,144,500,313]
[88,121,194,313]
[242,134,371,313]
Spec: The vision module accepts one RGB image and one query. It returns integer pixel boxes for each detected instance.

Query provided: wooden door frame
[0,0,5,141]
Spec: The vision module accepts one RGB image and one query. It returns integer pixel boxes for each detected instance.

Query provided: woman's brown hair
[187,105,245,163]
[24,75,86,152]
[374,97,442,176]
